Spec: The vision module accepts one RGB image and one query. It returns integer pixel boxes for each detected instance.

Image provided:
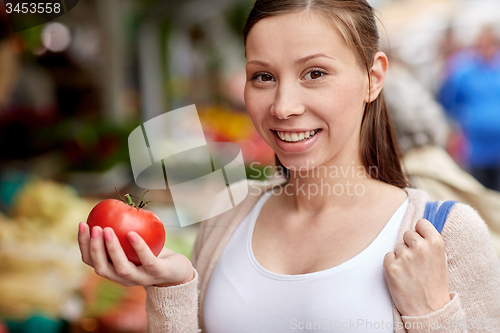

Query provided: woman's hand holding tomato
[78,223,195,287]
[78,191,195,288]
[383,219,451,317]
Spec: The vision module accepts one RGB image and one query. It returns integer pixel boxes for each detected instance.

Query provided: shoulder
[404,188,500,271]
[403,188,492,245]
[441,202,495,256]
[405,187,491,243]
[441,203,500,313]
[401,187,431,225]
[400,189,500,316]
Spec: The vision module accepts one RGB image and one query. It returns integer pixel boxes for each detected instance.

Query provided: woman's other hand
[78,222,195,288]
[383,219,451,316]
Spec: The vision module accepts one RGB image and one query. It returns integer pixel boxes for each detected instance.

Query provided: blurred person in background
[439,26,500,192]
[385,60,500,257]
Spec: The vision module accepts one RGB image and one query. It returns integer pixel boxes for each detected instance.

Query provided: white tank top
[204,190,409,332]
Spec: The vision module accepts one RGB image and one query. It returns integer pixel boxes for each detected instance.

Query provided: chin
[277,156,322,173]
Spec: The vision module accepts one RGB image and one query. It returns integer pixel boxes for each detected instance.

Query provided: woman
[78,0,500,331]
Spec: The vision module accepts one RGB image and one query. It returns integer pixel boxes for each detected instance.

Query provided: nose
[270,82,305,119]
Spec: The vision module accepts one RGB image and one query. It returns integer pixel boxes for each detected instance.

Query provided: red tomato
[86,198,166,265]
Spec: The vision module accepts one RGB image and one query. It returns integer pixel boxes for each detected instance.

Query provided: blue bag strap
[424,201,439,224]
[424,200,457,233]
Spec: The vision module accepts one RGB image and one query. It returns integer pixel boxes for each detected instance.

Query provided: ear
[364,51,388,103]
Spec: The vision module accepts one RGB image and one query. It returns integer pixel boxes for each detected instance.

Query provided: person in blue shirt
[439,26,500,191]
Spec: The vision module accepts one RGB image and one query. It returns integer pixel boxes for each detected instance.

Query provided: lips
[271,128,321,153]
[276,129,320,142]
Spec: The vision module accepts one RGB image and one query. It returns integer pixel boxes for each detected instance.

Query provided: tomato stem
[115,187,152,209]
[138,189,150,207]
[139,200,159,209]
[124,194,135,207]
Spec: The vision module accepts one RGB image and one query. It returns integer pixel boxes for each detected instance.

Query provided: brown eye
[252,73,274,82]
[261,74,273,82]
[310,71,322,79]
[305,70,324,80]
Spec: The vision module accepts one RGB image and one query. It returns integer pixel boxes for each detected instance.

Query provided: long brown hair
[243,0,409,188]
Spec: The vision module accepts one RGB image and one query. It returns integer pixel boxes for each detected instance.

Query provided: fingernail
[78,223,85,233]
[103,229,112,241]
[91,227,100,239]
[128,232,138,243]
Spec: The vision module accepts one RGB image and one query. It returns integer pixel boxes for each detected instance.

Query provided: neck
[281,156,383,213]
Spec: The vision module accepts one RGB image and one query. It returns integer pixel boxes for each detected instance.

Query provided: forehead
[245,10,354,64]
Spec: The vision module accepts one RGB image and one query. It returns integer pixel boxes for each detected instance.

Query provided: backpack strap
[424,200,458,233]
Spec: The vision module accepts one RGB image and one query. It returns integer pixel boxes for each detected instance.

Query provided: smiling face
[244,10,371,172]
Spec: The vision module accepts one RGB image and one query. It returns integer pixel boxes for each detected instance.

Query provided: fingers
[103,227,131,266]
[127,231,162,275]
[126,233,195,286]
[389,220,446,268]
[403,230,423,249]
[383,251,396,268]
[400,220,444,251]
[394,242,408,257]
[89,226,109,274]
[415,219,439,239]
[78,222,92,266]
[103,228,138,280]
[384,243,407,271]
[416,219,445,250]
[88,226,137,287]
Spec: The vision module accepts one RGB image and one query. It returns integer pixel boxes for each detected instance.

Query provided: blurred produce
[80,275,147,333]
[0,178,96,320]
[51,119,135,174]
[8,178,97,242]
[199,106,254,142]
[199,105,274,166]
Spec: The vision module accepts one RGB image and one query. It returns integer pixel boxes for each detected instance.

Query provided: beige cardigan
[144,179,500,332]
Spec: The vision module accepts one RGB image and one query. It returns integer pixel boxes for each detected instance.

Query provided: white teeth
[276,129,318,142]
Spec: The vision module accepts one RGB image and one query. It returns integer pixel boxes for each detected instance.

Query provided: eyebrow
[246,53,335,67]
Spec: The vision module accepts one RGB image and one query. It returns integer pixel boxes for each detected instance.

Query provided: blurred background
[1,0,500,332]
